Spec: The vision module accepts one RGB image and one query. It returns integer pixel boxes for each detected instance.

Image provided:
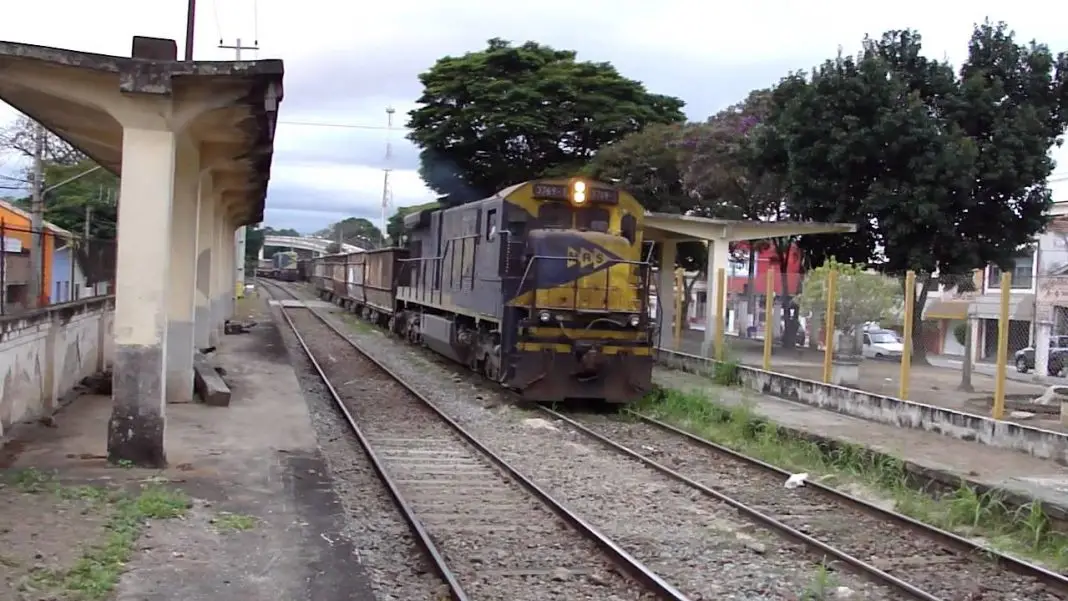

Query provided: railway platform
[0,301,373,601]
[654,367,1068,520]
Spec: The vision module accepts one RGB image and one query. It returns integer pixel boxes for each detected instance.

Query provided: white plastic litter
[784,472,808,489]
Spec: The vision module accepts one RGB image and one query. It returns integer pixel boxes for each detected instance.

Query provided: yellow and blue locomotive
[394,177,654,403]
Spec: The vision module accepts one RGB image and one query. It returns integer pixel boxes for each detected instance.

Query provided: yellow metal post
[899,271,916,400]
[821,269,838,383]
[714,267,726,361]
[763,267,774,371]
[673,268,685,350]
[993,272,1012,420]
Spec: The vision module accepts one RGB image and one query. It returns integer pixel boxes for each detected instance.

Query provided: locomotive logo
[566,247,608,270]
[508,233,625,300]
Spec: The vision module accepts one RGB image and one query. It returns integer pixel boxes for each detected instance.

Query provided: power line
[278,120,410,132]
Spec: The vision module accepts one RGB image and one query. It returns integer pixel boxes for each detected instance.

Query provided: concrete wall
[657,348,1068,465]
[0,296,114,438]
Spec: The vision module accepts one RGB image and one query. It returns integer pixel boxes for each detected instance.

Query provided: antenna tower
[381,106,396,244]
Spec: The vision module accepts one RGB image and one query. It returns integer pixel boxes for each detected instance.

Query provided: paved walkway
[0,303,373,601]
[654,367,1068,517]
[671,329,1065,431]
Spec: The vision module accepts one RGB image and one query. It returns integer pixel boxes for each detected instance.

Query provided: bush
[953,322,968,346]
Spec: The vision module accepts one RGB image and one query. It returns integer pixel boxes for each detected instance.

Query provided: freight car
[317,248,405,327]
[307,177,654,404]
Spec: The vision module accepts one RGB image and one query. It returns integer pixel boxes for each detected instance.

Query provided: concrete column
[194,177,216,348]
[107,127,177,468]
[235,225,248,299]
[210,202,226,337]
[1036,318,1052,378]
[701,237,731,356]
[657,241,677,350]
[165,142,200,403]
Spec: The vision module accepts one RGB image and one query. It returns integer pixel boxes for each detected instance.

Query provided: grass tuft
[635,386,1068,569]
[14,479,190,600]
[210,512,258,532]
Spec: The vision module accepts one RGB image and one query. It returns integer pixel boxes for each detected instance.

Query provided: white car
[863,330,903,359]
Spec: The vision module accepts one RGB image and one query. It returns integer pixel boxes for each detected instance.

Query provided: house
[922,199,1068,360]
[0,198,93,311]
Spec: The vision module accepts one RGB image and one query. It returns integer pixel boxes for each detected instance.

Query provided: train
[303,177,655,404]
[268,251,301,281]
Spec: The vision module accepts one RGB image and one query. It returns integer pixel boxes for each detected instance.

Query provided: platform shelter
[644,213,857,354]
[0,36,284,466]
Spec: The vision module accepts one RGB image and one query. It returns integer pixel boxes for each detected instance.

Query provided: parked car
[862,329,904,359]
[1014,335,1068,375]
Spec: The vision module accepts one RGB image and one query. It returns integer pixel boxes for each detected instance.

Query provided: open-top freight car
[315,248,407,327]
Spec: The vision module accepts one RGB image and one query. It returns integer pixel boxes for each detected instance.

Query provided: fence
[0,220,116,315]
[658,265,1065,422]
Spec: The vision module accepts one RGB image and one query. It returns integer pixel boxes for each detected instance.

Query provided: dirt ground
[0,471,106,600]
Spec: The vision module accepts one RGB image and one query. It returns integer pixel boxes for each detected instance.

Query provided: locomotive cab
[505,179,655,403]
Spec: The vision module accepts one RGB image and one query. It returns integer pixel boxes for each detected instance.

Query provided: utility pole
[381,106,395,245]
[219,38,259,296]
[184,0,197,60]
[29,123,45,309]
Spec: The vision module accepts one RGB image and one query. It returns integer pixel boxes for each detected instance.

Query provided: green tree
[315,217,384,249]
[752,23,1068,362]
[407,38,686,206]
[387,201,440,243]
[10,160,118,239]
[798,259,903,355]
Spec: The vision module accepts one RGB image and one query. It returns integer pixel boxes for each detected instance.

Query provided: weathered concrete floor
[1,309,376,601]
[655,368,1068,513]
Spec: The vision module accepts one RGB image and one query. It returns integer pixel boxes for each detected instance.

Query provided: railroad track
[265,278,1068,599]
[256,280,687,601]
[540,406,1068,601]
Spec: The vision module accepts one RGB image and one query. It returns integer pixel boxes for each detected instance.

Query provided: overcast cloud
[1,0,1066,234]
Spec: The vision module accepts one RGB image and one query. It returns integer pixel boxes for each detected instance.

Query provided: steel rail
[537,405,946,601]
[259,280,470,600]
[629,408,1068,595]
[258,280,692,601]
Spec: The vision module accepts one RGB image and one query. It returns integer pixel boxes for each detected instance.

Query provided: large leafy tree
[753,23,1068,362]
[387,201,440,244]
[316,217,384,250]
[407,38,686,206]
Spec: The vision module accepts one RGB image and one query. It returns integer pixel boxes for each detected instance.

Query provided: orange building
[0,198,70,307]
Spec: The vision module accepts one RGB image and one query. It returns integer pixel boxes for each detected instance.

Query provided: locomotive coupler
[573,341,603,377]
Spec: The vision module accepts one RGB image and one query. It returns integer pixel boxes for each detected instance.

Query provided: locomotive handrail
[516,254,652,316]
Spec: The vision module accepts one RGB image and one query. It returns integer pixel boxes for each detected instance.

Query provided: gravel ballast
[281,303,656,601]
[266,293,446,601]
[567,412,1063,601]
[281,283,909,601]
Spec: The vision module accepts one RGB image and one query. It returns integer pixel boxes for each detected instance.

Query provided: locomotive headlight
[539,310,552,323]
[571,180,587,205]
[628,314,641,327]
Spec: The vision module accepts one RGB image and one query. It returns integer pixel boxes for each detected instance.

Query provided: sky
[1,1,1067,235]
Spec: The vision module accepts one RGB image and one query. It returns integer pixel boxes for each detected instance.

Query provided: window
[485,209,498,240]
[537,203,571,229]
[986,250,1036,291]
[621,214,637,244]
[575,207,610,233]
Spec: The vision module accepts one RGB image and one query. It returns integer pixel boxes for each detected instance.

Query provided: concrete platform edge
[657,349,1068,465]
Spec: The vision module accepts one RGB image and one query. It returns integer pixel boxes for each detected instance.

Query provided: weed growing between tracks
[634,386,1068,570]
[4,467,190,600]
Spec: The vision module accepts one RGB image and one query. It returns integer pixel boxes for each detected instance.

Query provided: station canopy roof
[643,212,857,243]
